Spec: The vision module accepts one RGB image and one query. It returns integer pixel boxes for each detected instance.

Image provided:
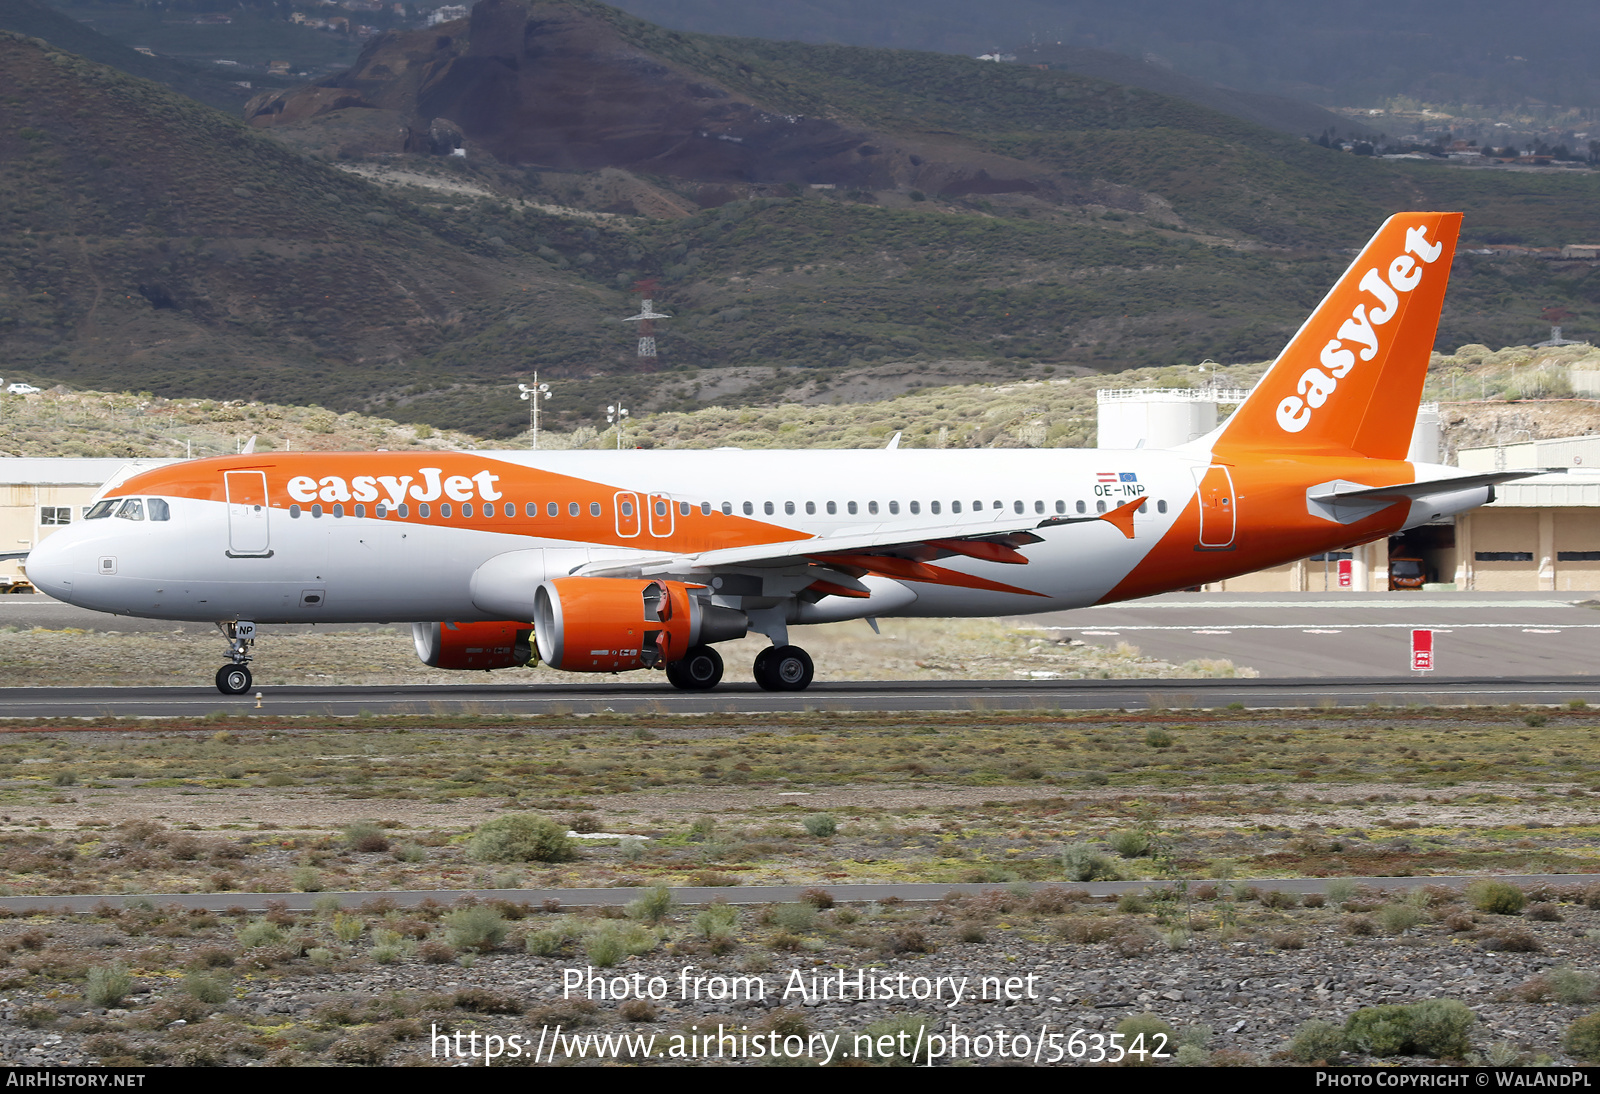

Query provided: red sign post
[1337,558,1353,588]
[1411,629,1434,673]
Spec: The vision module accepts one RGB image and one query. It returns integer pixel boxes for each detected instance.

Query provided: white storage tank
[1095,389,1220,449]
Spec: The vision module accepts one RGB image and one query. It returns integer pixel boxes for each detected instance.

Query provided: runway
[3,675,1600,718]
[2,591,1597,717]
[1021,590,1600,678]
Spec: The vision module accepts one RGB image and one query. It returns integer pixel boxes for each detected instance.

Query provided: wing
[573,497,1146,599]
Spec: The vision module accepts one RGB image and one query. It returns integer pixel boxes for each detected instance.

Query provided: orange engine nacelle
[533,578,696,672]
[412,620,533,670]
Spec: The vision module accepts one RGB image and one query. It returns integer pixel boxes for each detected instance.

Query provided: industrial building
[0,459,177,588]
[1095,389,1600,593]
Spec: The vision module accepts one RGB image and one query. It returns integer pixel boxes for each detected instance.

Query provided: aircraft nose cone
[24,534,75,604]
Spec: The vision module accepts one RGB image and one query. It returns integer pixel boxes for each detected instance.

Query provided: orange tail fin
[1214,212,1461,460]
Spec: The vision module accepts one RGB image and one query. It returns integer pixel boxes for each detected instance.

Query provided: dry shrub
[527,999,599,1026]
[758,1008,812,1038]
[799,887,835,909]
[1526,902,1564,922]
[1480,928,1542,952]
[1028,887,1091,913]
[452,988,524,1014]
[188,946,235,969]
[1057,917,1120,944]
[1515,974,1556,1003]
[1112,929,1154,958]
[769,929,805,952]
[619,999,657,1022]
[1442,913,1476,932]
[1270,931,1308,950]
[1344,915,1376,937]
[881,927,931,954]
[418,941,457,964]
[1258,889,1299,909]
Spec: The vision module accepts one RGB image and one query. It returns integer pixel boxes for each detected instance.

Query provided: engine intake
[533,577,746,672]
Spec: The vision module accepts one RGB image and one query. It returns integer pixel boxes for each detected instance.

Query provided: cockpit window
[115,499,145,521]
[84,500,117,520]
[147,498,171,522]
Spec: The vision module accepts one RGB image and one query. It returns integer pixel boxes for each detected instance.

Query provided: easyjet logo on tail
[1275,225,1445,434]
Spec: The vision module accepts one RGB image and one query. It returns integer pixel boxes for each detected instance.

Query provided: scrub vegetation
[2,705,1600,1064]
[1,707,1600,894]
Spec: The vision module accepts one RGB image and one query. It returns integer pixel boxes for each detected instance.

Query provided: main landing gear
[214,620,256,695]
[753,644,814,692]
[665,645,724,691]
[662,643,817,691]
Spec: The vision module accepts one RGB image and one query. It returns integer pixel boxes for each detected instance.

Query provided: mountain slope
[0,0,253,110]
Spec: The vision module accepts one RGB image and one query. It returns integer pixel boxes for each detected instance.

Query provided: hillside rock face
[245,0,1051,195]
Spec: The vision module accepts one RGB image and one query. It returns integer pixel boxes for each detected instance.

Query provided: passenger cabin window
[116,499,145,521]
[334,503,346,518]
[417,503,430,518]
[398,504,410,518]
[439,504,451,518]
[1034,500,1045,514]
[785,501,795,515]
[951,501,961,514]
[764,501,775,515]
[568,502,579,517]
[743,502,754,516]
[700,502,712,515]
[721,502,733,515]
[805,501,816,515]
[589,502,601,517]
[1095,500,1106,514]
[376,503,387,518]
[1076,500,1086,514]
[620,500,634,517]
[1055,500,1066,514]
[290,504,302,519]
[867,501,879,515]
[847,501,857,515]
[1013,500,1024,514]
[1157,500,1168,514]
[888,501,899,515]
[84,500,117,520]
[312,504,325,518]
[354,503,366,519]
[481,503,491,517]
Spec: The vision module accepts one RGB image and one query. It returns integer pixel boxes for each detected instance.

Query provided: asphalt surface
[2,676,1600,718]
[4,591,1599,716]
[4,875,1596,914]
[1024,590,1600,678]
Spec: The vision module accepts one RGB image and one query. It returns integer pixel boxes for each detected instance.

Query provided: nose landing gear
[215,620,256,695]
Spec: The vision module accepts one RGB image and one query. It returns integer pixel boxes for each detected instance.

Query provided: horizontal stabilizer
[1308,470,1535,504]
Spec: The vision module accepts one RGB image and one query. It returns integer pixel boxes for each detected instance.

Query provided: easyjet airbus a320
[25,213,1522,694]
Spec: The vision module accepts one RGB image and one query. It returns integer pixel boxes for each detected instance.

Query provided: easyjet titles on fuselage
[285,467,503,508]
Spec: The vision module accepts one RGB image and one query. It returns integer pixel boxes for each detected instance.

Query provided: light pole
[607,400,629,450]
[518,374,551,449]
